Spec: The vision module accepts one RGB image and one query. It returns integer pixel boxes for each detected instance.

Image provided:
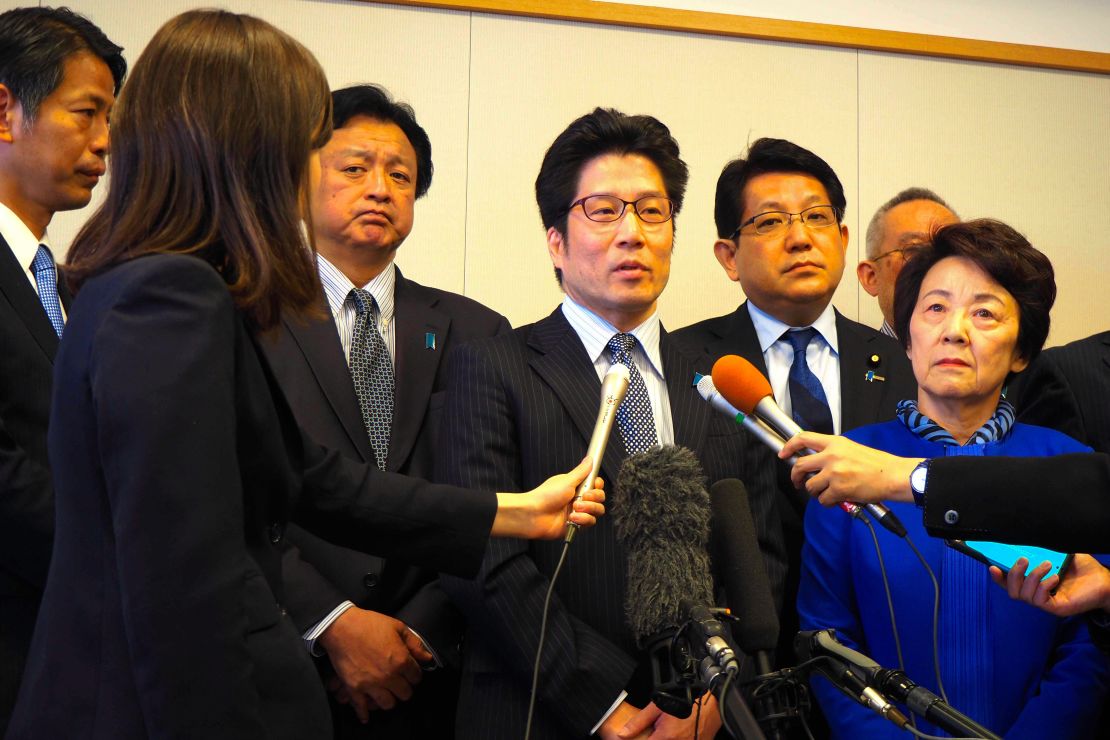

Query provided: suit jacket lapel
[661,329,708,452]
[281,303,370,463]
[835,310,882,431]
[388,271,449,473]
[0,235,60,360]
[528,308,626,483]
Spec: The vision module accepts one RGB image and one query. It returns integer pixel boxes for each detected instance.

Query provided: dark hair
[332,84,433,199]
[865,186,956,259]
[535,108,687,284]
[65,10,332,331]
[893,219,1055,365]
[714,138,846,239]
[0,6,126,121]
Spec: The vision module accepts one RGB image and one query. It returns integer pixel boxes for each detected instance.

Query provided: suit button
[944,510,960,525]
[363,573,379,589]
[269,523,284,543]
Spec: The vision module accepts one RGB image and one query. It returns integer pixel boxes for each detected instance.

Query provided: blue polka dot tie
[348,289,394,470]
[31,244,64,337]
[783,328,834,435]
[607,333,658,455]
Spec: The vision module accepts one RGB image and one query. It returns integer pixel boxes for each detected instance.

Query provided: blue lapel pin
[425,332,436,350]
[865,370,886,383]
[692,372,705,387]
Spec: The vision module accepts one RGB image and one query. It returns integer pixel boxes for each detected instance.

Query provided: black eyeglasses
[872,244,929,262]
[731,204,840,239]
[567,194,675,224]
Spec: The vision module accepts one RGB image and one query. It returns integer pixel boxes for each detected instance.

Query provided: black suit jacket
[261,268,509,736]
[672,302,916,673]
[1009,331,1110,455]
[0,235,71,731]
[436,307,785,739]
[8,255,498,740]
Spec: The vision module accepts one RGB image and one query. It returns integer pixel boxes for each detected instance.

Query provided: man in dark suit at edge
[436,108,786,739]
[261,85,510,737]
[673,139,916,676]
[0,7,125,731]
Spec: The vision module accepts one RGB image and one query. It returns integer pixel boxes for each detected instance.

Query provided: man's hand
[492,456,605,539]
[598,701,650,740]
[607,696,721,740]
[781,432,919,506]
[991,554,1110,617]
[317,607,432,722]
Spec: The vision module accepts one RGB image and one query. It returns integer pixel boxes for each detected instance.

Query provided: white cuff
[302,600,356,657]
[591,691,629,735]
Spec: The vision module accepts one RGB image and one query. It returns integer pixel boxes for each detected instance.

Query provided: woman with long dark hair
[8,11,601,738]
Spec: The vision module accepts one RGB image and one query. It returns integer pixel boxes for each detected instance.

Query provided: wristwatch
[910,459,930,508]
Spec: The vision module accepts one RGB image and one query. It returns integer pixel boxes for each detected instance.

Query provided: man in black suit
[261,85,510,737]
[673,139,915,676]
[0,7,124,730]
[1009,330,1110,455]
[437,108,785,739]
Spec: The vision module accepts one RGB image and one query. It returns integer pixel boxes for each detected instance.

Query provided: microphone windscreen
[709,478,780,653]
[711,355,773,415]
[614,445,714,645]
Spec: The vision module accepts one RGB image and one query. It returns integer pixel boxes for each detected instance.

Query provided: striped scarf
[895,398,1015,446]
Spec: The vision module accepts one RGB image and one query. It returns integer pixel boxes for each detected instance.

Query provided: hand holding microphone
[779,432,920,507]
[706,355,906,537]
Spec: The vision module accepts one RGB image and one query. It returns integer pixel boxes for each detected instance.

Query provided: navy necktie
[31,244,64,337]
[607,333,658,455]
[348,289,394,470]
[783,328,834,435]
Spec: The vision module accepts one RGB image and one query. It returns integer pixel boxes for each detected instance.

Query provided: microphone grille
[711,354,772,414]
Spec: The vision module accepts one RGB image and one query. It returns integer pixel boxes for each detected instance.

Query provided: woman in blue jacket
[798,219,1108,738]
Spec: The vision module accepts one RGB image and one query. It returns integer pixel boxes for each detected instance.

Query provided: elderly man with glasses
[857,187,959,338]
[674,138,916,673]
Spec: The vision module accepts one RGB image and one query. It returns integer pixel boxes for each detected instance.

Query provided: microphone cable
[904,534,949,703]
[524,539,571,740]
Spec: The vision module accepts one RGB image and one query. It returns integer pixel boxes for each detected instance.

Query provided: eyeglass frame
[565,194,676,224]
[729,204,843,240]
[870,244,930,263]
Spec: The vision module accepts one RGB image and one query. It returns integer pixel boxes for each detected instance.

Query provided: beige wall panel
[465,13,859,330]
[858,52,1110,346]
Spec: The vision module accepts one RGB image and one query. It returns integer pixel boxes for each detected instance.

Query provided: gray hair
[865,187,956,259]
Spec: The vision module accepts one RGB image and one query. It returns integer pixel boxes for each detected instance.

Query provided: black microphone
[794,630,909,730]
[873,668,1001,739]
[613,446,765,740]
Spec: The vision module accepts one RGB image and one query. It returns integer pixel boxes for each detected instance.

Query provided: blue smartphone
[945,539,1073,581]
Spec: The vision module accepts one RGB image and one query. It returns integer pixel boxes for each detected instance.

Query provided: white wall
[38,0,1110,345]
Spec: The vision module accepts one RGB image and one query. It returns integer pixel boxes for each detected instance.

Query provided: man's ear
[546,226,565,268]
[857,260,880,297]
[713,238,741,282]
[0,84,20,144]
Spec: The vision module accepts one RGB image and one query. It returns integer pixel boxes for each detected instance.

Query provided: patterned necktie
[348,288,394,470]
[606,333,659,455]
[31,244,64,337]
[783,328,834,435]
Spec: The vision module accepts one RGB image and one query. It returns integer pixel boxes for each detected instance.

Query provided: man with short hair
[261,85,510,738]
[857,187,958,337]
[674,139,915,675]
[0,6,125,729]
[437,108,785,739]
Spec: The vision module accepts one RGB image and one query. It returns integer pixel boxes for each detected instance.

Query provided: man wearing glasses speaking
[674,138,916,666]
[435,109,784,739]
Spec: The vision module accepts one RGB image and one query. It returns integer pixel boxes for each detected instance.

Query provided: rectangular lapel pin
[425,332,436,350]
[865,370,886,383]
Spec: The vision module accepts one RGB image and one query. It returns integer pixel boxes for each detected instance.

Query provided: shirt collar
[316,253,395,326]
[747,300,839,355]
[560,296,665,378]
[0,202,52,274]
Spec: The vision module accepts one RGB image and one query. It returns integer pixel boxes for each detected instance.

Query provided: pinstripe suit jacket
[436,306,785,739]
[1010,330,1110,455]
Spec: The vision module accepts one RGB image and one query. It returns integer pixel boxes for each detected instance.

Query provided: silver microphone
[566,363,630,543]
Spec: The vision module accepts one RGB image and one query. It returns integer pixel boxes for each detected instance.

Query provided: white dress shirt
[746,301,842,434]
